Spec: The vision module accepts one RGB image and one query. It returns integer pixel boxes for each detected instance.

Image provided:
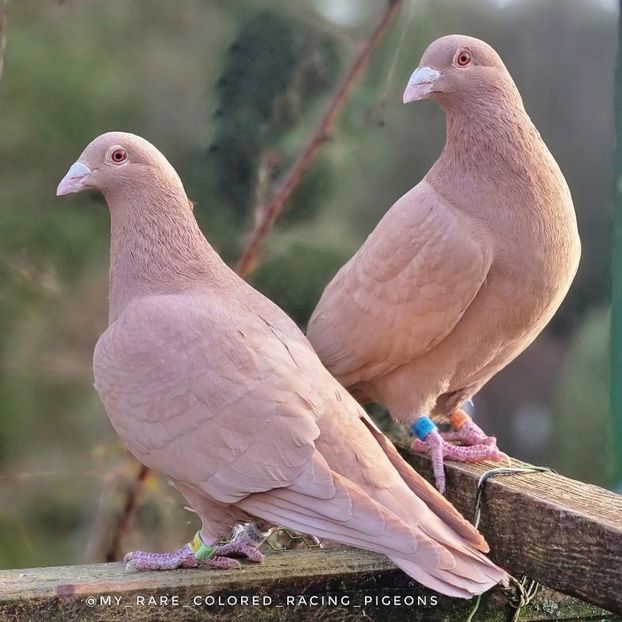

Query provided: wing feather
[307,180,492,385]
[93,294,321,504]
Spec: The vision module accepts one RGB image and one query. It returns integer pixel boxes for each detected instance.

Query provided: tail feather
[391,553,507,599]
[240,472,449,567]
[238,464,507,598]
[358,411,488,551]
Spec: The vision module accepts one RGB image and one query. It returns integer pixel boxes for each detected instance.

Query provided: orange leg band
[449,409,471,431]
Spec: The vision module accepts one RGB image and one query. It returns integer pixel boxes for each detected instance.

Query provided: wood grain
[403,451,622,615]
[0,548,615,621]
[2,454,620,619]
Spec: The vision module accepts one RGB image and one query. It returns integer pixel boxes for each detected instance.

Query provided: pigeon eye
[455,50,472,67]
[110,148,128,164]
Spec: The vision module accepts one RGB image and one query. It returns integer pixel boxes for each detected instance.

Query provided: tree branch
[235,0,403,278]
[104,0,403,561]
[105,463,150,562]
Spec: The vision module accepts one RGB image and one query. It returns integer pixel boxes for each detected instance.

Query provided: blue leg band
[410,416,437,440]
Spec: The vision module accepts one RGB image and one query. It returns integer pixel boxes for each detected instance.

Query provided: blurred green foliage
[0,0,616,569]
[251,242,349,325]
[554,307,612,487]
[207,8,339,223]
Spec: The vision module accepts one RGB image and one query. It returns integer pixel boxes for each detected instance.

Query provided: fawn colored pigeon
[307,35,581,492]
[57,131,507,597]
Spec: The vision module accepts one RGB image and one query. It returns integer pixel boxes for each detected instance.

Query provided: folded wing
[307,181,492,386]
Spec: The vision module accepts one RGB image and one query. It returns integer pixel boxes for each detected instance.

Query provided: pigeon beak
[403,67,441,103]
[56,162,92,196]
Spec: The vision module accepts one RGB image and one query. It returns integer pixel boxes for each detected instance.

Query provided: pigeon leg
[410,416,506,494]
[230,521,274,549]
[124,544,201,571]
[124,531,264,572]
[439,409,498,447]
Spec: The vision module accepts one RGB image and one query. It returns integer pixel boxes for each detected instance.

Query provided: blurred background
[0,0,616,569]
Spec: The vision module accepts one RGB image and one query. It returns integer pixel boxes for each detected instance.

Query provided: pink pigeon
[57,131,507,597]
[307,35,581,492]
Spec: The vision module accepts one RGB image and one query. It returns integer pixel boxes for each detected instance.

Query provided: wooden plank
[402,450,622,615]
[1,453,620,619]
[0,548,615,622]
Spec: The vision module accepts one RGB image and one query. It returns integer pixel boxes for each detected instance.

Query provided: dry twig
[105,463,150,562]
[235,0,403,278]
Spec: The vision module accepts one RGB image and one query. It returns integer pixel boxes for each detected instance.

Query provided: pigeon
[307,35,581,493]
[57,131,507,597]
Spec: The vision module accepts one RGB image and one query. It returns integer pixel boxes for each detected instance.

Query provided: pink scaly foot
[124,544,202,571]
[439,409,498,447]
[410,415,506,494]
[231,522,274,549]
[442,409,511,467]
[211,541,264,563]
[124,533,264,572]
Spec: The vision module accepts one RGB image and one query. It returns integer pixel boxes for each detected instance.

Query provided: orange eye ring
[110,148,128,164]
[455,49,472,68]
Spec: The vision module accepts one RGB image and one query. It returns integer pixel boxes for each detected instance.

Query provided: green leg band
[190,531,216,560]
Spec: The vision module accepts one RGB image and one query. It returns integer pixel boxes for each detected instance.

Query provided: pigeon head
[57,131,180,197]
[403,35,516,106]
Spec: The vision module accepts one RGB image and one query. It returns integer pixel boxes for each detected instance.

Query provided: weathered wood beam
[2,454,620,619]
[0,548,615,621]
[402,450,622,615]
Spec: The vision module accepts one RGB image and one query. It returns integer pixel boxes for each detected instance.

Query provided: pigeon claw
[123,541,264,572]
[438,418,498,447]
[411,430,506,494]
[212,541,265,564]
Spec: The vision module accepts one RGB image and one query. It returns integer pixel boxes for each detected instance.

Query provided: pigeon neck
[105,185,222,324]
[430,92,554,207]
[440,91,537,167]
[427,92,572,229]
